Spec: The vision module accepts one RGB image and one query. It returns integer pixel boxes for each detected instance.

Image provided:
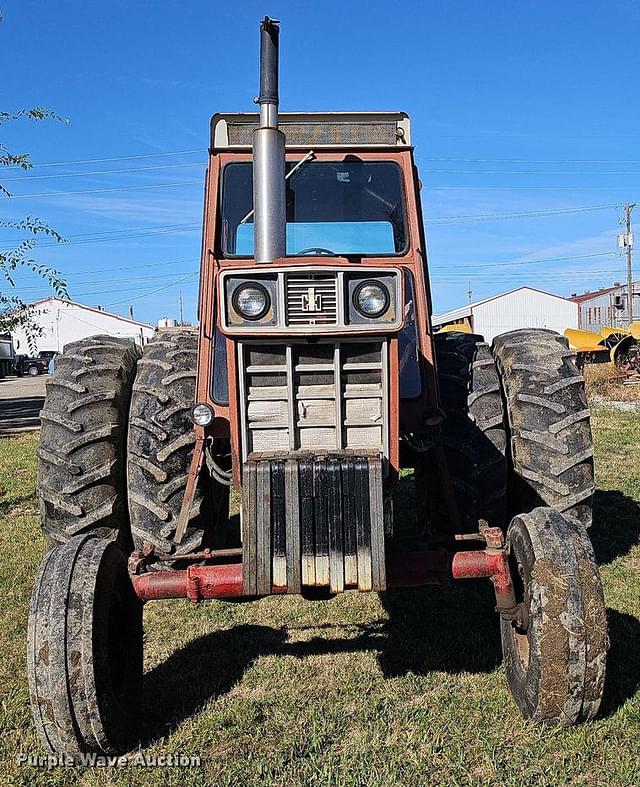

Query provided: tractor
[28,17,606,755]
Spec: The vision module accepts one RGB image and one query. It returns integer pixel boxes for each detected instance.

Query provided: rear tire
[501,507,607,726]
[37,336,141,546]
[492,329,594,527]
[27,535,143,754]
[127,332,219,558]
[433,331,507,531]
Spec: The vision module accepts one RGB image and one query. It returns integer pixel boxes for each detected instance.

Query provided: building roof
[568,282,639,304]
[27,297,153,329]
[432,286,573,325]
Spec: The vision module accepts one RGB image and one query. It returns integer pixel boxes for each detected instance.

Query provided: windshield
[220,160,408,257]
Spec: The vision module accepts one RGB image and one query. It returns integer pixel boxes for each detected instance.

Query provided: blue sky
[3,0,640,325]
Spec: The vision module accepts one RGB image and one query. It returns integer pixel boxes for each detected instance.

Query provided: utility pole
[179,290,184,325]
[128,305,134,320]
[620,203,636,325]
[467,280,472,305]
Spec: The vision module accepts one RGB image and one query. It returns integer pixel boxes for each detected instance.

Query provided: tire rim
[509,550,531,672]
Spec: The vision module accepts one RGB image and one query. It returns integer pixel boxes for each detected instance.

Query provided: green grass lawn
[1,408,639,786]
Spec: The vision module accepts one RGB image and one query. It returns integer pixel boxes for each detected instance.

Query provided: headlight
[233,283,270,320]
[192,403,213,426]
[353,280,390,318]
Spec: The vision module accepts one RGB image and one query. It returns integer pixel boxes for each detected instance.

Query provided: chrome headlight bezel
[232,282,271,321]
[352,280,390,319]
[192,402,213,426]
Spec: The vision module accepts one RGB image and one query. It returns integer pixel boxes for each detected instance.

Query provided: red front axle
[131,542,518,616]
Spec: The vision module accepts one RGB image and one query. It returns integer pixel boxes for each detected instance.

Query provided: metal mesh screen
[227,121,399,147]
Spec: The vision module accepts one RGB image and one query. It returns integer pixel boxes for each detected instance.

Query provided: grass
[1,410,639,786]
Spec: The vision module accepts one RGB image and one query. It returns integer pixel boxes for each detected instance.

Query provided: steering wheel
[297,247,335,256]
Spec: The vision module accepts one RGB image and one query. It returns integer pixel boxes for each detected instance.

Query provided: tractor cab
[190,107,443,595]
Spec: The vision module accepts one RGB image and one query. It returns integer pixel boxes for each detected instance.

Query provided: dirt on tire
[501,507,607,725]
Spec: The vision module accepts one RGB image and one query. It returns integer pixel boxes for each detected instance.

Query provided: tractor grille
[237,340,388,462]
[285,272,338,327]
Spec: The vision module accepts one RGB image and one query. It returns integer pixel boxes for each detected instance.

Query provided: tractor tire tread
[434,331,507,530]
[126,332,206,557]
[493,329,594,526]
[37,336,140,545]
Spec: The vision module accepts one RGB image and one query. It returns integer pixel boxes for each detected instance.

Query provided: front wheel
[27,535,143,754]
[28,365,40,376]
[501,507,607,726]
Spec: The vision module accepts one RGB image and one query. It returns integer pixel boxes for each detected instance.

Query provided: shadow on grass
[590,489,640,565]
[600,608,640,718]
[140,583,640,745]
[140,579,501,746]
[141,625,286,745]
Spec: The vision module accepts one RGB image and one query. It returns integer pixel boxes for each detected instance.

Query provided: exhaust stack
[253,17,286,264]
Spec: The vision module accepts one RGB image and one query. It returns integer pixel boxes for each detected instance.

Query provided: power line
[18,149,640,170]
[427,185,639,190]
[2,161,205,182]
[14,273,199,304]
[422,169,640,176]
[13,163,640,182]
[23,149,205,169]
[430,251,619,269]
[2,259,199,290]
[425,203,621,223]
[418,156,640,164]
[9,270,199,293]
[1,224,200,251]
[58,257,198,276]
[104,272,199,306]
[48,226,200,247]
[432,269,625,280]
[10,146,640,173]
[8,180,202,199]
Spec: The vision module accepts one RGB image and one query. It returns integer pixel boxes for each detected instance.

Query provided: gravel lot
[0,375,47,435]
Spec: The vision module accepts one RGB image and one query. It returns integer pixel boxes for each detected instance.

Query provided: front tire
[501,507,607,726]
[27,535,143,754]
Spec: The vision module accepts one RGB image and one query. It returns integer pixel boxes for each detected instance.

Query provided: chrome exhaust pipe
[253,17,286,264]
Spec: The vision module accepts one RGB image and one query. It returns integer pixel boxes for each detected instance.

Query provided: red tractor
[28,17,606,755]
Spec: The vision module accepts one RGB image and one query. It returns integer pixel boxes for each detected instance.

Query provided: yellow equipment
[564,326,639,373]
[435,323,472,335]
[564,328,608,353]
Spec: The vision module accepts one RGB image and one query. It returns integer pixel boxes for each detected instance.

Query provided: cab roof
[210,112,411,150]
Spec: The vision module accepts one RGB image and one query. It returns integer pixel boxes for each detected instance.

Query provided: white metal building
[12,297,154,355]
[432,286,579,344]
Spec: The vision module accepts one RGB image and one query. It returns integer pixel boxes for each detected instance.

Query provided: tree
[1,15,67,341]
